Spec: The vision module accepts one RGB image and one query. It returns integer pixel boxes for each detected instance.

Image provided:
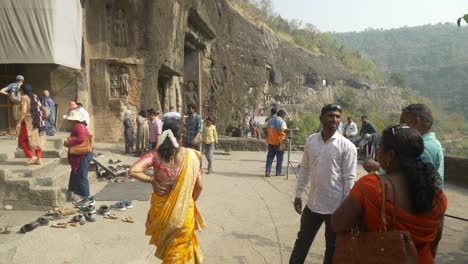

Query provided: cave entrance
[157,74,169,113]
[183,42,200,113]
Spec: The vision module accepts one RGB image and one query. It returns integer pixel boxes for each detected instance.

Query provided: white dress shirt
[344,122,358,137]
[295,132,357,214]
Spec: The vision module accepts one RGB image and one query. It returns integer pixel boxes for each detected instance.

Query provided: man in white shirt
[290,104,357,264]
[344,116,358,140]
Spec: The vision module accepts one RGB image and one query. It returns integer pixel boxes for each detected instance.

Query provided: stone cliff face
[71,0,404,141]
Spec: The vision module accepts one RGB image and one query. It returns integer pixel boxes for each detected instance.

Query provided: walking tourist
[15,83,47,166]
[147,108,162,150]
[123,110,133,154]
[363,104,445,187]
[183,103,202,151]
[290,104,357,264]
[202,116,218,174]
[63,110,94,205]
[0,75,24,122]
[332,125,446,264]
[41,90,56,136]
[136,110,149,156]
[264,109,299,177]
[129,119,205,263]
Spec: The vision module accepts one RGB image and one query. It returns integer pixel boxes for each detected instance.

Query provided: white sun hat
[63,110,85,122]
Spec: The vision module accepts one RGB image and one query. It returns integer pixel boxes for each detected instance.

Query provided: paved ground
[0,142,467,264]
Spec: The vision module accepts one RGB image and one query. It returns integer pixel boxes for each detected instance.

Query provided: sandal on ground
[46,212,66,221]
[51,223,68,228]
[34,158,43,165]
[37,217,49,226]
[19,221,40,233]
[121,216,134,223]
[103,214,119,219]
[0,226,13,234]
[25,157,38,165]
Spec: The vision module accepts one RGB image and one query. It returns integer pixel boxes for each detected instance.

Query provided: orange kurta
[145,149,206,263]
[351,174,447,264]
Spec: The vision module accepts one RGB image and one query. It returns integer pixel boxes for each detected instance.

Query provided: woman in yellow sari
[129,119,205,263]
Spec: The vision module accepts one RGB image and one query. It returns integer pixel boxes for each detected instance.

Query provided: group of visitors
[287,103,445,264]
[125,103,218,174]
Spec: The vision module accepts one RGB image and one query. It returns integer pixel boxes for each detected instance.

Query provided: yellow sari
[145,148,206,263]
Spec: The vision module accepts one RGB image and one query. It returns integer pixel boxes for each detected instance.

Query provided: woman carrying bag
[331,125,446,264]
[63,111,94,205]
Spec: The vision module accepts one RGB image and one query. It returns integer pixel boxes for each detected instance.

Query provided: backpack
[9,83,22,104]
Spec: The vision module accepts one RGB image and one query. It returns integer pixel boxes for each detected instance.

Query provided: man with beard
[183,103,202,151]
[290,104,357,264]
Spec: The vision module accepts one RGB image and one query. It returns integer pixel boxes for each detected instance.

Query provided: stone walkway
[0,144,467,264]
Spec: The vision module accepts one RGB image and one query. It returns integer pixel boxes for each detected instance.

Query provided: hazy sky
[270,0,468,32]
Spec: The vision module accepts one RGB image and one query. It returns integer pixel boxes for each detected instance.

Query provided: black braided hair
[20,83,43,129]
[381,126,441,214]
[158,119,181,162]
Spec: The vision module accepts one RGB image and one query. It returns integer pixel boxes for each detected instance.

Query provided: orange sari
[145,149,206,263]
[351,174,447,264]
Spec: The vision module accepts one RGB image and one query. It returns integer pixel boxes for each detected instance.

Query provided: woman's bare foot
[34,158,42,165]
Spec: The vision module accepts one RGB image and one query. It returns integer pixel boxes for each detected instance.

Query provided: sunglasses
[321,104,342,113]
[391,124,410,135]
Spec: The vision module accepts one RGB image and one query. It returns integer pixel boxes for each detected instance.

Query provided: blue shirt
[6,82,21,92]
[183,114,202,144]
[422,132,444,188]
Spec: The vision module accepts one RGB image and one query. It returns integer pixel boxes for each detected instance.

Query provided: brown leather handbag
[68,135,94,155]
[332,175,418,264]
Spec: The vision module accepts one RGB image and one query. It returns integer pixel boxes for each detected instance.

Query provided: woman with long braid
[16,83,46,166]
[332,125,447,263]
[129,119,205,263]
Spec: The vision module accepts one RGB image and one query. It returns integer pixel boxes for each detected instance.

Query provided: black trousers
[289,206,337,264]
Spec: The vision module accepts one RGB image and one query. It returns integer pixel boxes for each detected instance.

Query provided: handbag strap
[376,174,387,231]
[382,175,399,230]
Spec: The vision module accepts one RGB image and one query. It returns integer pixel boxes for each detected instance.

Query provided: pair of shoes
[78,205,96,214]
[84,213,96,222]
[46,212,66,221]
[98,205,110,215]
[103,214,118,219]
[110,200,132,211]
[68,215,86,226]
[74,196,95,208]
[121,216,134,223]
[265,172,271,177]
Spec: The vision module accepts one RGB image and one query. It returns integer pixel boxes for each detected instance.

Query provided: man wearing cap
[290,104,357,264]
[0,75,25,122]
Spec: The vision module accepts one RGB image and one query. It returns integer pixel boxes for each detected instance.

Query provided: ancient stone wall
[70,0,392,141]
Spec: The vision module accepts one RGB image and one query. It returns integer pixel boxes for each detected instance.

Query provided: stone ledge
[218,137,267,151]
[445,156,468,188]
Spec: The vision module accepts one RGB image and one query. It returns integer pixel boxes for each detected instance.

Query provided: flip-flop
[0,226,13,234]
[51,223,68,228]
[121,216,134,223]
[68,222,80,227]
[103,214,119,219]
[37,217,49,226]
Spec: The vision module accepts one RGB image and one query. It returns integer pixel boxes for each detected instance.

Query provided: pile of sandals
[2,202,135,234]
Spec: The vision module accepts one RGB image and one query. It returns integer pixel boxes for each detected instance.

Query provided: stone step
[15,150,63,159]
